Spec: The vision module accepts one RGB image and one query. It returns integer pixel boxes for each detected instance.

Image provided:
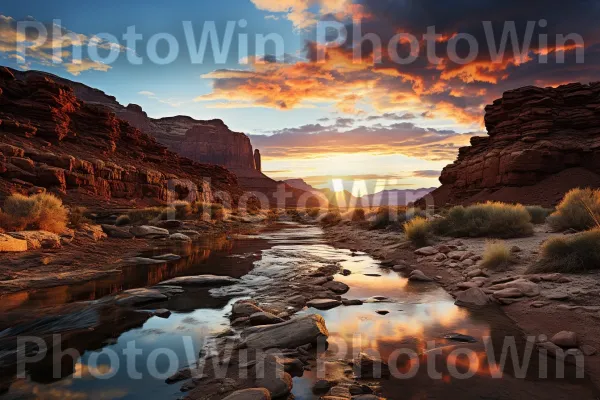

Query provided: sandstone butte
[421,82,600,208]
[0,66,242,208]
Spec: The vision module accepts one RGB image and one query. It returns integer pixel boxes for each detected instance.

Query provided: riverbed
[0,222,598,399]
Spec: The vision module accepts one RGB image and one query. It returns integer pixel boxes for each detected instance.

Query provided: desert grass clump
[528,229,600,273]
[69,206,91,228]
[171,200,192,219]
[525,206,552,225]
[404,217,431,247]
[0,193,68,233]
[306,207,322,219]
[115,214,132,226]
[547,188,600,232]
[370,206,401,230]
[318,210,342,226]
[431,202,533,238]
[481,241,512,270]
[125,207,164,225]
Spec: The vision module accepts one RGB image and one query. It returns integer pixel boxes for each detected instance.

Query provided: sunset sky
[1,0,599,191]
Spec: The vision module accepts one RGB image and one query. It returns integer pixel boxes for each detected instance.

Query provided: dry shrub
[318,210,342,226]
[0,193,67,233]
[431,202,533,238]
[369,206,426,230]
[525,206,552,225]
[115,214,132,226]
[404,217,431,247]
[481,241,512,270]
[69,206,90,228]
[126,207,164,224]
[528,229,600,273]
[306,207,322,218]
[547,188,600,232]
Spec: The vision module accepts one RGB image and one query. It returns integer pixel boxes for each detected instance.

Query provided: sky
[1,0,599,191]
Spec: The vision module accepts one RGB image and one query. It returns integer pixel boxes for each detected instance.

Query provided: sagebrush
[0,193,68,233]
[528,229,600,273]
[547,188,600,231]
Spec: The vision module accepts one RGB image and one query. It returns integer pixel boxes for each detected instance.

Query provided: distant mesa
[422,82,600,208]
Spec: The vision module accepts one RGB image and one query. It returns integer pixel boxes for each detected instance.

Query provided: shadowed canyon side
[423,83,600,208]
[0,67,242,207]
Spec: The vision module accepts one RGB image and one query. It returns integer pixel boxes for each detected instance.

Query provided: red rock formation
[425,82,600,208]
[254,149,262,172]
[0,67,241,208]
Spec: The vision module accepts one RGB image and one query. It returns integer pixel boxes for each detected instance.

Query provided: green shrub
[404,217,431,247]
[431,202,533,238]
[547,188,600,232]
[0,193,67,233]
[526,206,552,224]
[529,229,600,273]
[481,241,512,270]
[318,211,342,226]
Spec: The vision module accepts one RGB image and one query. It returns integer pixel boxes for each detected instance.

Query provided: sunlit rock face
[423,82,600,208]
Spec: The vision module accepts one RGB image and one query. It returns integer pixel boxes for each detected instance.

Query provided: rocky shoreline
[323,222,600,388]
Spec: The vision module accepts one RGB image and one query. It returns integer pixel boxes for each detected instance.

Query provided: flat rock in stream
[222,389,271,400]
[122,257,166,265]
[157,275,239,286]
[232,301,264,319]
[102,224,135,239]
[129,225,170,238]
[241,314,329,349]
[307,299,342,310]
[249,312,285,326]
[323,281,350,294]
[115,288,168,306]
[152,254,182,261]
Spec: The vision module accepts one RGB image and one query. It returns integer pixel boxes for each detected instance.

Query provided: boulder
[129,225,170,238]
[249,312,285,326]
[115,288,167,306]
[169,233,192,241]
[157,275,239,286]
[222,389,271,400]
[232,301,264,319]
[323,281,350,294]
[78,224,107,241]
[353,352,390,379]
[414,246,438,256]
[101,225,135,239]
[408,270,433,282]
[8,231,61,249]
[551,331,578,348]
[455,288,492,307]
[0,234,28,252]
[241,314,329,349]
[307,299,342,310]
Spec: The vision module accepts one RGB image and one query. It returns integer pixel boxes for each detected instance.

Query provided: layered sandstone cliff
[425,83,600,208]
[0,67,241,207]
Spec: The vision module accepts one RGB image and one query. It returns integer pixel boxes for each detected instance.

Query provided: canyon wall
[0,67,241,207]
[425,82,600,208]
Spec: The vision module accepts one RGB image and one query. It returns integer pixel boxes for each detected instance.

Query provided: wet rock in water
[376,310,390,316]
[414,246,439,256]
[222,389,272,400]
[342,299,363,306]
[129,225,170,238]
[122,257,166,265]
[312,380,333,394]
[115,288,168,306]
[241,314,329,350]
[353,352,390,379]
[165,368,192,384]
[551,331,578,348]
[279,357,305,377]
[152,253,181,261]
[364,274,381,277]
[0,233,28,252]
[250,312,285,326]
[288,295,307,307]
[9,231,61,249]
[580,345,597,356]
[488,279,540,297]
[408,270,433,282]
[153,309,172,318]
[255,356,294,398]
[444,333,478,343]
[364,296,388,303]
[101,224,135,239]
[169,233,192,241]
[232,301,264,320]
[157,275,239,286]
[342,269,352,276]
[323,281,350,294]
[307,299,342,310]
[155,220,184,229]
[454,288,492,307]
